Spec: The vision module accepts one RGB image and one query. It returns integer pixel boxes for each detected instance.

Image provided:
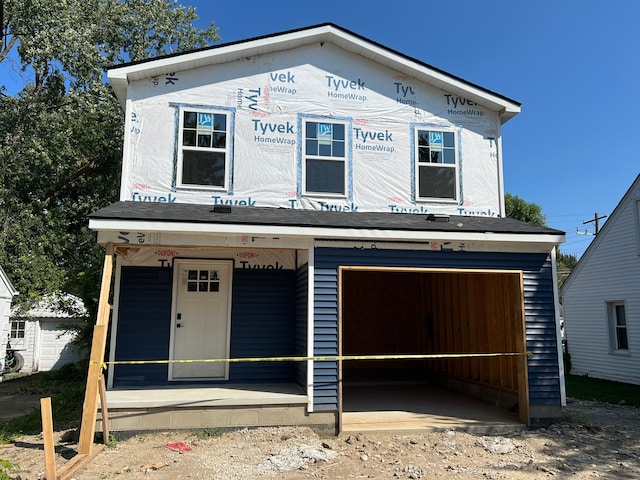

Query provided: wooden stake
[98,373,109,443]
[78,243,114,455]
[41,397,57,480]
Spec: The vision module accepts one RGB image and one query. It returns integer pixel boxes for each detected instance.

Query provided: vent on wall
[426,213,449,222]
[212,205,232,214]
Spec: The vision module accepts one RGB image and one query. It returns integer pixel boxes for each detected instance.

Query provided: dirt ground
[1,396,640,480]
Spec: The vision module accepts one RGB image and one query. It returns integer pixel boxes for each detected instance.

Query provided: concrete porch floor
[341,383,524,434]
[100,382,524,434]
[104,383,307,409]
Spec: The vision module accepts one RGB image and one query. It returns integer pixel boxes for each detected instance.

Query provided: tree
[0,0,220,314]
[556,251,578,287]
[505,192,578,285]
[504,193,546,226]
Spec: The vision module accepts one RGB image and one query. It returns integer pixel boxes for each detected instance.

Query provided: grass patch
[0,363,86,444]
[566,374,640,408]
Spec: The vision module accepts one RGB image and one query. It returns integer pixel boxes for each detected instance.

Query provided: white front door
[170,260,233,380]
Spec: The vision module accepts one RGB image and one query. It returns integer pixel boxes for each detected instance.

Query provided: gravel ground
[2,398,640,479]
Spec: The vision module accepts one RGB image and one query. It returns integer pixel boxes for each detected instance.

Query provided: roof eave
[89,218,564,246]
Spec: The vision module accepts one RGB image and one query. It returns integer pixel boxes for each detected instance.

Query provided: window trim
[298,115,352,199]
[411,125,460,203]
[10,319,26,340]
[174,105,234,192]
[607,301,630,353]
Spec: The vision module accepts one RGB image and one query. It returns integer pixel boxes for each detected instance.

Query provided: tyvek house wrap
[122,42,503,217]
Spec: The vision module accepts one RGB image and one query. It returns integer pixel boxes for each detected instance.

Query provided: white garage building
[10,294,86,372]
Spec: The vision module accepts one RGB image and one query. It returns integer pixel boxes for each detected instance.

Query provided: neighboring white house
[10,294,86,372]
[0,265,19,378]
[562,174,640,385]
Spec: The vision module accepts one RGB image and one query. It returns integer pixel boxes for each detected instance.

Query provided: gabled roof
[89,201,564,245]
[0,265,18,299]
[562,173,640,293]
[13,293,87,320]
[107,23,521,124]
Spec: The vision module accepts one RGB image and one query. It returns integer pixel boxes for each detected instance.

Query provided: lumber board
[78,243,114,455]
[57,445,105,480]
[98,374,110,443]
[41,397,56,480]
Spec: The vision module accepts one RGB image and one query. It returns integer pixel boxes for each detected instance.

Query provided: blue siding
[229,269,297,382]
[114,266,173,387]
[114,266,298,386]
[313,247,560,412]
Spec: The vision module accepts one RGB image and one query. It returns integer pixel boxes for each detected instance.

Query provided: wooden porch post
[78,243,115,455]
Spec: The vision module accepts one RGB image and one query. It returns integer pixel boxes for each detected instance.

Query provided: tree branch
[37,156,102,206]
[0,34,16,64]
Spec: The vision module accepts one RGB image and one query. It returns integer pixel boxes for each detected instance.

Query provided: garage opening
[339,267,528,432]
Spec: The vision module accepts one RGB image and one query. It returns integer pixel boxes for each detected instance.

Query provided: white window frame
[608,301,630,353]
[176,107,231,191]
[301,118,349,198]
[413,126,459,202]
[10,319,26,340]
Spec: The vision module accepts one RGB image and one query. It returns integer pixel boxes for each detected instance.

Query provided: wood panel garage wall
[341,269,525,397]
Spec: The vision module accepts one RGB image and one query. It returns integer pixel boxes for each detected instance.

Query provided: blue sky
[185,0,639,257]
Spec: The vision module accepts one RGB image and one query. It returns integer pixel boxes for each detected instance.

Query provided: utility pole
[582,212,607,236]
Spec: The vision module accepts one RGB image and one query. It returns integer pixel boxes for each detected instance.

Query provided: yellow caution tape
[94,352,531,366]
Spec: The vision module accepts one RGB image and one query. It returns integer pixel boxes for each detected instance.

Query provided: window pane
[443,132,455,148]
[306,159,345,194]
[213,114,226,131]
[306,122,317,138]
[430,150,442,163]
[212,133,226,148]
[418,166,456,199]
[197,134,212,148]
[184,111,197,128]
[197,112,213,130]
[443,149,455,164]
[306,139,318,155]
[333,124,345,140]
[183,130,196,146]
[615,305,626,326]
[417,131,429,146]
[617,327,629,349]
[333,140,345,157]
[182,150,226,186]
[319,142,332,157]
[418,147,430,163]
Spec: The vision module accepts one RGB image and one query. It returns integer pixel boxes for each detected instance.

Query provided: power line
[578,212,608,236]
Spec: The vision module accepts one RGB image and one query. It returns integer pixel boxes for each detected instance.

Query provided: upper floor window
[414,128,458,201]
[608,302,629,351]
[303,120,347,196]
[178,109,230,189]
